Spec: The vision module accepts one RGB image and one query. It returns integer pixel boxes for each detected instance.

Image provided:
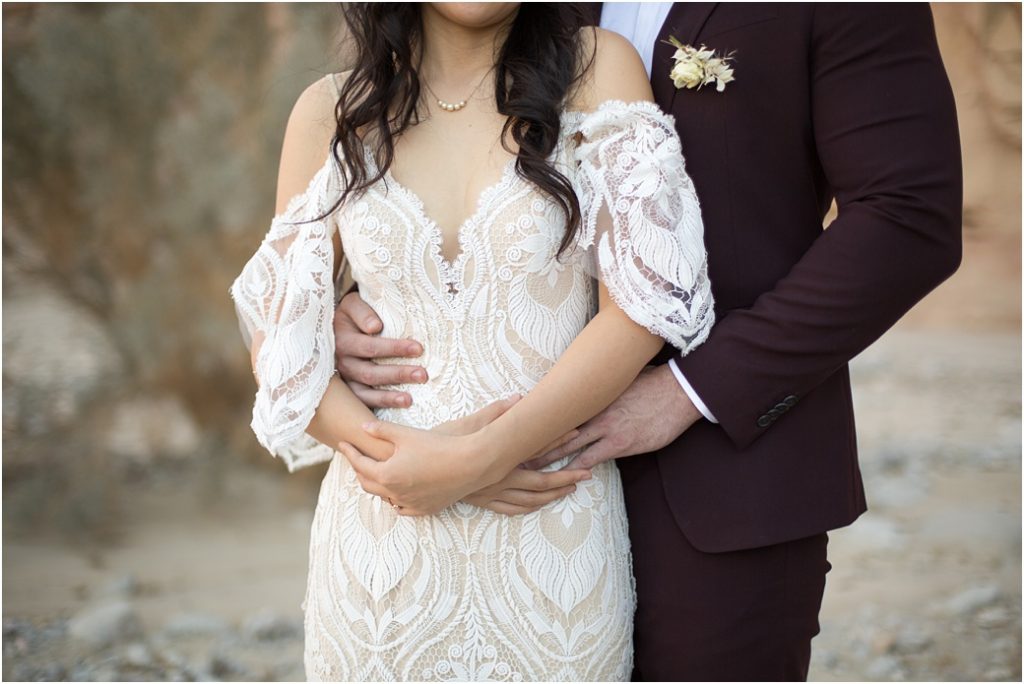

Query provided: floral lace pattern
[230,99,714,681]
[229,153,346,472]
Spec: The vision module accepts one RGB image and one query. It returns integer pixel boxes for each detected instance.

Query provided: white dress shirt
[599,2,719,424]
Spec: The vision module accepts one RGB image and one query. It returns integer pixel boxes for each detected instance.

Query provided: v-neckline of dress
[362,142,519,275]
[358,108,591,273]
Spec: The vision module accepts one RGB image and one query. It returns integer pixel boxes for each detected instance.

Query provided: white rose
[670,59,704,89]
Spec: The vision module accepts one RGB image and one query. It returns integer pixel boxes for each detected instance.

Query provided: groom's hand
[523,364,702,471]
[334,291,428,409]
[462,467,591,516]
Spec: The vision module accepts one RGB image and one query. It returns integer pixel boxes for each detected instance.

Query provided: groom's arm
[672,4,963,450]
[526,4,962,470]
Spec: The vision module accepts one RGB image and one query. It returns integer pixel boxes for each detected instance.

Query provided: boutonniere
[663,35,736,92]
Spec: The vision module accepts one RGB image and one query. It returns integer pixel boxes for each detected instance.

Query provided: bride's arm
[240,73,395,464]
[472,282,666,469]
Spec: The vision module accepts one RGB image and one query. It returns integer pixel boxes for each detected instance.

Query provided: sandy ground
[3,230,1021,681]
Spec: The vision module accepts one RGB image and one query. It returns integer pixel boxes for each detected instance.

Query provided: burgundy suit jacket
[580,3,963,552]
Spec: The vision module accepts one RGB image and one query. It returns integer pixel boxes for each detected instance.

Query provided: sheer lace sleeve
[571,99,715,354]
[228,152,346,472]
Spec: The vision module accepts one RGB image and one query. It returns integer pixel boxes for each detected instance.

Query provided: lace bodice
[230,98,714,472]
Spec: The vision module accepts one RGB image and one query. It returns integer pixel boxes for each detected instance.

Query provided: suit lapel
[651,3,719,110]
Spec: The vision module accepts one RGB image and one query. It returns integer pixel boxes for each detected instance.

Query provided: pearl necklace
[422,66,493,113]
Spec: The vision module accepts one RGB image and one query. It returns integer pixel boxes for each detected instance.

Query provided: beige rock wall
[903,4,1021,329]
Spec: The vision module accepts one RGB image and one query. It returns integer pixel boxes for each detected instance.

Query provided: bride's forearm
[473,305,664,480]
[250,321,392,460]
[305,377,395,461]
[253,364,394,461]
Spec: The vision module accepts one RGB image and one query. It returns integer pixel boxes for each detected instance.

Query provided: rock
[100,573,141,599]
[892,624,933,654]
[2,617,35,656]
[70,664,96,681]
[865,467,928,509]
[120,641,154,668]
[814,648,840,670]
[944,585,1002,616]
[976,605,1011,629]
[833,513,906,555]
[162,611,231,638]
[3,617,25,639]
[870,630,896,655]
[983,666,1013,680]
[104,395,202,465]
[68,662,124,681]
[67,600,143,649]
[209,651,248,678]
[160,648,187,668]
[2,283,123,440]
[241,609,300,642]
[11,663,67,682]
[865,654,906,680]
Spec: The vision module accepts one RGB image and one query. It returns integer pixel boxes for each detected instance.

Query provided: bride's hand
[338,395,588,516]
[338,419,498,516]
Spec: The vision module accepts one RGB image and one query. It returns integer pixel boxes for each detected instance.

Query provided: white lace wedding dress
[230,96,713,681]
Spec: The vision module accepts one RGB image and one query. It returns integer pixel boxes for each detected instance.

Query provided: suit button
[774,402,789,413]
[783,395,798,407]
[757,415,772,428]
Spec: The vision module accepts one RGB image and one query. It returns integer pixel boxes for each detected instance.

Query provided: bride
[230,3,713,680]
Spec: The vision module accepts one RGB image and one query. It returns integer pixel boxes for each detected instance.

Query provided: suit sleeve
[672,4,963,450]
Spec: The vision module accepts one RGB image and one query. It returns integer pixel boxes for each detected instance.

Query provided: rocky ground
[807,329,1021,682]
[4,325,1020,682]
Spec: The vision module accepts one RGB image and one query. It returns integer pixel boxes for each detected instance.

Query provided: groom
[331,3,962,680]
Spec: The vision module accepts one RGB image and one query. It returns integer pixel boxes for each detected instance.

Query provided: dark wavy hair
[317,3,596,259]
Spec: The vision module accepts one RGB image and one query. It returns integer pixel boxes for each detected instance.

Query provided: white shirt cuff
[668,358,719,424]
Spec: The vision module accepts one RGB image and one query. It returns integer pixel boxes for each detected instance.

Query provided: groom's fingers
[483,501,536,516]
[348,381,414,410]
[533,428,581,461]
[497,485,579,508]
[339,292,384,335]
[520,449,567,471]
[564,438,618,470]
[513,468,591,492]
[522,428,598,470]
[340,356,427,388]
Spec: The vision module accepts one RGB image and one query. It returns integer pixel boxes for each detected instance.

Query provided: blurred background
[2,3,1020,681]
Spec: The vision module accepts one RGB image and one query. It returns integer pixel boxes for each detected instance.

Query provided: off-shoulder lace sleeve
[570,99,714,354]
[228,152,346,472]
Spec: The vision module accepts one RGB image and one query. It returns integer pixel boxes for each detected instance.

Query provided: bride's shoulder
[286,70,352,143]
[274,70,351,213]
[568,27,655,113]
